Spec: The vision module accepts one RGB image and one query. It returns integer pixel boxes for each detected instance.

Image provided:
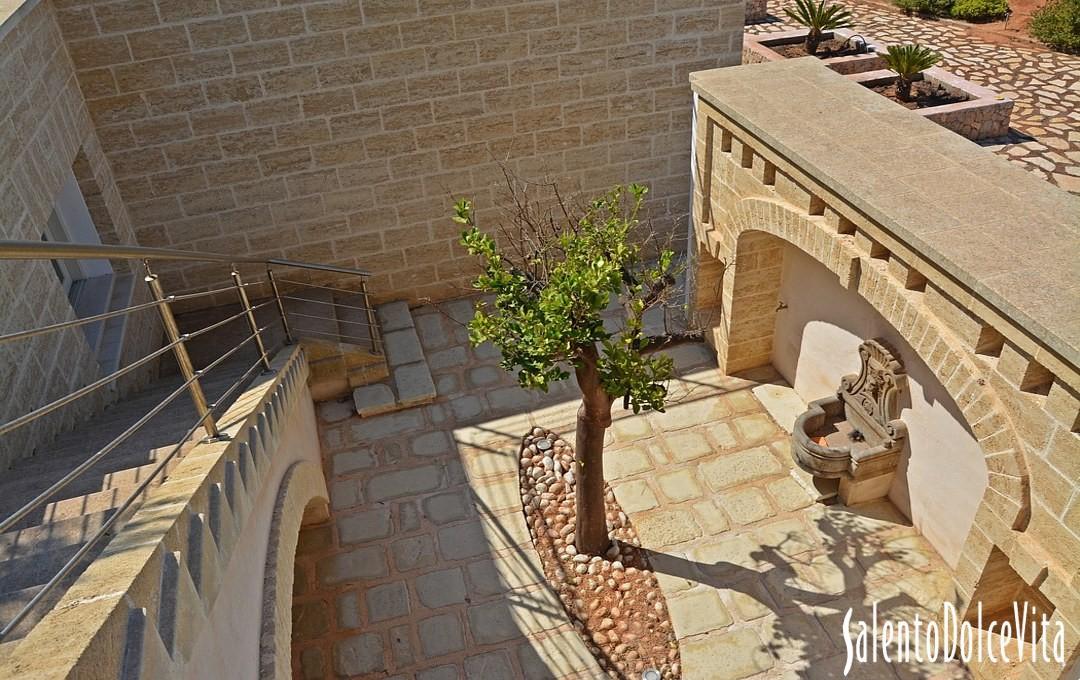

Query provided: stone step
[0,558,90,642]
[38,484,151,527]
[352,301,436,417]
[0,439,191,533]
[0,449,179,510]
[0,510,115,561]
[0,543,82,594]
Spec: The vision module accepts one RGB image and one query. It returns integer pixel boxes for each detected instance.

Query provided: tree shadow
[640,502,972,679]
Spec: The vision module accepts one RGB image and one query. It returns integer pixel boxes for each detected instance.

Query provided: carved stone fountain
[791,339,908,505]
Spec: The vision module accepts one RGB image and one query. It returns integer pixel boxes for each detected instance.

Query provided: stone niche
[848,66,1013,140]
[791,339,908,505]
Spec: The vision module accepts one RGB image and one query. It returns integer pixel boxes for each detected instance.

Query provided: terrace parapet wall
[690,59,1080,678]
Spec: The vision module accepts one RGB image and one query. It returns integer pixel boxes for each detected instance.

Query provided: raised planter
[742,28,888,74]
[848,66,1013,140]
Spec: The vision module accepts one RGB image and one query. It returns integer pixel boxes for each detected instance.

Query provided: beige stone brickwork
[53,0,745,302]
[690,60,1080,678]
[0,0,158,470]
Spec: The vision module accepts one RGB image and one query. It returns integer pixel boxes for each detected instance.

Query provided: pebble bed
[519,427,681,679]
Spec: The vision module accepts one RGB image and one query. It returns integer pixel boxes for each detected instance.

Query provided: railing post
[143,261,219,439]
[231,266,272,371]
[266,266,293,345]
[358,278,382,355]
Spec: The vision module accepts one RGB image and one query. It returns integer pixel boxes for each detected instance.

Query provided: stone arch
[696,195,1032,587]
[258,460,329,680]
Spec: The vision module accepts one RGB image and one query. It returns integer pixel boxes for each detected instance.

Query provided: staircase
[0,364,252,646]
[281,285,388,400]
[279,288,437,415]
[351,301,437,416]
[0,284,435,650]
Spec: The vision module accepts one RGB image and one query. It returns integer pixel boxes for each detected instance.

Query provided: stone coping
[690,59,1080,371]
[0,0,35,42]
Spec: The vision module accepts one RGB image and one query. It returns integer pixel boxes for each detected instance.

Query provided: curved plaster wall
[185,384,326,680]
[771,244,987,567]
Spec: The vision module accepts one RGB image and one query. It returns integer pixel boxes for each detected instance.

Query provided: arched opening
[259,461,330,680]
[770,243,988,567]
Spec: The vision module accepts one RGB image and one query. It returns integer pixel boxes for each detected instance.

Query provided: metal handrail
[0,327,270,536]
[276,277,371,296]
[0,237,384,640]
[287,327,375,346]
[0,301,275,438]
[0,240,371,276]
[287,311,378,329]
[0,345,273,639]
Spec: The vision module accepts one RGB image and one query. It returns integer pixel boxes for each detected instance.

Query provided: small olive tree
[456,183,701,555]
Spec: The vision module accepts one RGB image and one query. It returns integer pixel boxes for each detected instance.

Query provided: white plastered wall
[770,244,987,567]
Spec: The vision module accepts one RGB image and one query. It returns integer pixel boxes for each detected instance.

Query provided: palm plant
[784,0,855,54]
[880,43,942,101]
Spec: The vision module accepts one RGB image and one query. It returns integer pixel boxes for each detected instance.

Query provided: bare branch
[640,331,705,354]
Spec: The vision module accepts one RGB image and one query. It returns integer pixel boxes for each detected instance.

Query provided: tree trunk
[897,76,913,102]
[573,344,613,556]
[806,28,822,55]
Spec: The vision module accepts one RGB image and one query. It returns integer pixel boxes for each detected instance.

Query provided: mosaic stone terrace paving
[291,302,969,679]
[750,0,1080,193]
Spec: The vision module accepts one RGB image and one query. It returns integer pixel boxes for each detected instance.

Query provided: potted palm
[785,0,855,54]
[880,43,942,101]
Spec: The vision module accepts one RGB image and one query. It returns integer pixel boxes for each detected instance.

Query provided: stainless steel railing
[0,239,384,639]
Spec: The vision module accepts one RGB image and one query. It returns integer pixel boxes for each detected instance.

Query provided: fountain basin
[791,339,908,505]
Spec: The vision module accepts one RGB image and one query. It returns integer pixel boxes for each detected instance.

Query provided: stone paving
[749,0,1080,194]
[292,298,967,679]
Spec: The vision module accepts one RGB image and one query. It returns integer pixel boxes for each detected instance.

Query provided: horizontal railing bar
[279,295,374,314]
[0,301,275,438]
[0,327,268,536]
[0,284,272,347]
[276,278,367,297]
[0,347,274,640]
[285,311,377,328]
[0,342,177,438]
[206,351,276,413]
[287,326,375,346]
[0,298,167,346]
[169,284,248,302]
[0,240,371,276]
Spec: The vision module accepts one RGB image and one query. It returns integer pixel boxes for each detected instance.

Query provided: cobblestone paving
[749,0,1080,194]
[292,298,965,679]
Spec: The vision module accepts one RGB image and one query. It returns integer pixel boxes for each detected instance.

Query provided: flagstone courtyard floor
[752,0,1080,194]
[291,301,971,679]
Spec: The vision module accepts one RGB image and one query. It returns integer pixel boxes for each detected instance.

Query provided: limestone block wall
[690,60,1080,679]
[52,0,745,302]
[0,0,158,470]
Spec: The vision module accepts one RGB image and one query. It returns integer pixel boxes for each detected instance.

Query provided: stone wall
[690,60,1080,678]
[0,0,158,470]
[53,0,745,302]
